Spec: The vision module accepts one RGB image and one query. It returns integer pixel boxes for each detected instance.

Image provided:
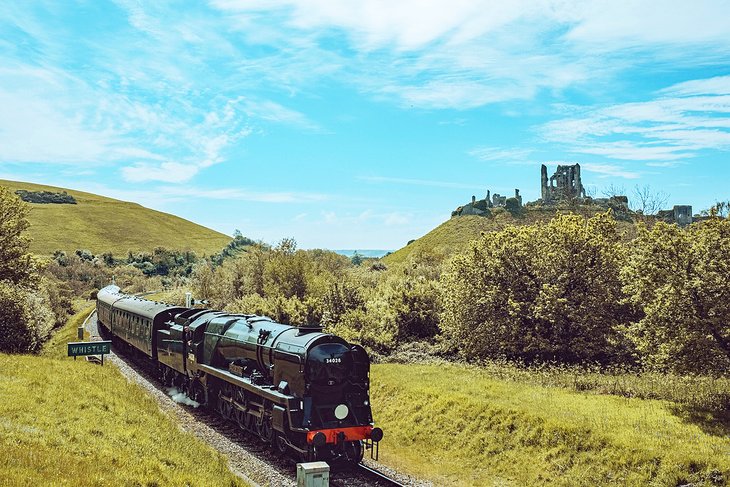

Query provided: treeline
[48,247,199,297]
[46,230,255,297]
[3,178,728,376]
[191,212,730,376]
[192,237,440,354]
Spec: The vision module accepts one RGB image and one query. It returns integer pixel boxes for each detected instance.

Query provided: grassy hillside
[384,207,638,265]
[371,363,730,486]
[0,306,245,486]
[0,179,231,257]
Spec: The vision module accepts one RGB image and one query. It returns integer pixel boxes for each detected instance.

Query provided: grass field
[370,363,730,486]
[383,208,638,265]
[0,305,245,487]
[0,179,231,257]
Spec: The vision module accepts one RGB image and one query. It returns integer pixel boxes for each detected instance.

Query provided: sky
[1,1,729,249]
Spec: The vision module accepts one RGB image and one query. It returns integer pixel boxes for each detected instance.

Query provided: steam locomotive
[96,285,383,463]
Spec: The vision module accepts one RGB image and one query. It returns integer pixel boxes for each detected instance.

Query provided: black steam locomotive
[96,285,383,463]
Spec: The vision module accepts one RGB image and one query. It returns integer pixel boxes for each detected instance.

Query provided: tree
[623,219,730,374]
[386,274,441,343]
[0,187,61,353]
[702,201,730,218]
[264,238,310,299]
[441,212,632,364]
[601,184,626,199]
[631,184,669,216]
[0,187,34,285]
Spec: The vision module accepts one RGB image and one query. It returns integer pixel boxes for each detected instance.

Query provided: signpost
[68,340,112,365]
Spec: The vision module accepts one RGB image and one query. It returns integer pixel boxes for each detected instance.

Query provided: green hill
[0,180,231,257]
[384,207,637,265]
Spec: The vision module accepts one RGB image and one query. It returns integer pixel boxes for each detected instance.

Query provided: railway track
[347,463,408,486]
[85,310,422,486]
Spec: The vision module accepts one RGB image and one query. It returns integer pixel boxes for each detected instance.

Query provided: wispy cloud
[59,181,330,206]
[581,163,641,179]
[360,175,484,190]
[313,208,412,227]
[541,75,730,162]
[239,98,323,132]
[0,2,327,183]
[158,186,330,203]
[469,147,534,162]
[211,1,730,109]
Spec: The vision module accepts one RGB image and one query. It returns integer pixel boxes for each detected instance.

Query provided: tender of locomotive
[96,285,383,463]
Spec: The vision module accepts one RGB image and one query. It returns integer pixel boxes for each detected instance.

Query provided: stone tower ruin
[541,163,586,202]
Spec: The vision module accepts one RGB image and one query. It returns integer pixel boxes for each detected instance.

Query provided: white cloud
[661,75,730,97]
[541,76,730,162]
[159,186,329,203]
[211,1,730,109]
[360,175,483,190]
[563,1,730,47]
[0,89,114,164]
[384,212,410,226]
[581,163,641,179]
[469,147,534,162]
[121,162,201,183]
[239,98,322,131]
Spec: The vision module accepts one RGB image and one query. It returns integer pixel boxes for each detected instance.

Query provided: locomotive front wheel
[274,433,288,454]
[344,440,364,464]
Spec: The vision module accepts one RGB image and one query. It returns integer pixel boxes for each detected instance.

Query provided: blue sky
[1,1,729,249]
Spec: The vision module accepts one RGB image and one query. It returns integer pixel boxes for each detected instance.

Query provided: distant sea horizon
[332,249,393,258]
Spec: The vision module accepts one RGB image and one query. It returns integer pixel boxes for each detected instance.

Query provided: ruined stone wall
[541,164,586,203]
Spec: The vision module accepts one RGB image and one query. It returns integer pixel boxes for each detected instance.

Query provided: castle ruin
[541,164,586,202]
[452,188,522,217]
[451,163,695,226]
[658,205,693,226]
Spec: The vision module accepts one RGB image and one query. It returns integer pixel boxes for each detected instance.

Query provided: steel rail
[356,462,407,486]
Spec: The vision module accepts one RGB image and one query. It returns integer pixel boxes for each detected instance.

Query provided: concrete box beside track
[297,462,330,487]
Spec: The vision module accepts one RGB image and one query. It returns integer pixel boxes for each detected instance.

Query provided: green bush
[441,212,632,364]
[0,282,55,353]
[624,218,730,374]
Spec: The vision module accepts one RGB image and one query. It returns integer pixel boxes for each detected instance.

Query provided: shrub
[441,212,632,364]
[623,218,730,374]
[0,282,54,353]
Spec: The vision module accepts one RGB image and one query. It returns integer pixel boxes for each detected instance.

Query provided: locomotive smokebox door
[297,462,330,487]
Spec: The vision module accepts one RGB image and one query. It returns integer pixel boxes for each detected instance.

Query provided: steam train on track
[96,285,383,464]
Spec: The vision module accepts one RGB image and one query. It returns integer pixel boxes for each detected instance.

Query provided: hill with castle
[385,163,696,265]
[452,163,694,225]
